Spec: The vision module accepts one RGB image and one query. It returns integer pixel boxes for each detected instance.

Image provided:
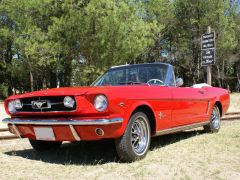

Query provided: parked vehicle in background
[2,63,230,162]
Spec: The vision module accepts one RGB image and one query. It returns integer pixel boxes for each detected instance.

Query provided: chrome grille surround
[16,96,76,112]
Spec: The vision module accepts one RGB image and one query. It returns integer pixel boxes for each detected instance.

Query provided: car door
[171,86,209,127]
[148,86,174,131]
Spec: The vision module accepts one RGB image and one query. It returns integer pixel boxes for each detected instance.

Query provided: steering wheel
[147,79,164,86]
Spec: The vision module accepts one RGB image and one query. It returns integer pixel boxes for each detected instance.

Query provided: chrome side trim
[154,121,209,136]
[69,125,81,141]
[12,124,22,138]
[2,117,123,126]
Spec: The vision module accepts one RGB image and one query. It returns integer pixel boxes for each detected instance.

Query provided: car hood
[7,86,109,100]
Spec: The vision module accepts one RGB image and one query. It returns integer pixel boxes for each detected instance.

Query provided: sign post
[201,26,215,85]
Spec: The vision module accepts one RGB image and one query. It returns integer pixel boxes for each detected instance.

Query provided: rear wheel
[115,112,151,162]
[204,105,221,133]
[29,139,62,152]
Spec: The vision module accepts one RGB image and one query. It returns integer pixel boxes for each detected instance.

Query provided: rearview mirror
[176,78,183,87]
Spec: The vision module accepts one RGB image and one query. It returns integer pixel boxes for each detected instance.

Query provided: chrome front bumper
[2,117,123,125]
[2,117,123,140]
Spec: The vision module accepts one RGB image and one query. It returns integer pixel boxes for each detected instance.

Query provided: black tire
[115,111,151,162]
[29,139,62,152]
[204,105,221,133]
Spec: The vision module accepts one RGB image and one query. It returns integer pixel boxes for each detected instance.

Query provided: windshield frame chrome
[91,63,176,87]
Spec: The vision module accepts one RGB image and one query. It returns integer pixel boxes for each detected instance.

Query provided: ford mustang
[2,63,230,162]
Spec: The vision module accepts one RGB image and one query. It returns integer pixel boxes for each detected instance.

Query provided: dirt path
[0,103,8,128]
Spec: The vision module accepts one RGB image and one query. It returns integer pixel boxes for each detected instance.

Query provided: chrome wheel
[204,105,221,133]
[211,106,220,129]
[115,111,151,162]
[131,116,150,156]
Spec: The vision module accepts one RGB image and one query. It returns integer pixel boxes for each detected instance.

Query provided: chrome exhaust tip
[95,128,104,136]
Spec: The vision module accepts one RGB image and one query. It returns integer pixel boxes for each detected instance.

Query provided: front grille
[17,96,76,112]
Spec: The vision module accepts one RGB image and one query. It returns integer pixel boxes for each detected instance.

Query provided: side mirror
[176,78,184,87]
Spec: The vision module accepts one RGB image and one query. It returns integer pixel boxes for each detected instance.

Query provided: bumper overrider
[2,117,123,141]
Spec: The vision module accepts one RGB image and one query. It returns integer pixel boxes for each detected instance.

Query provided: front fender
[117,100,156,136]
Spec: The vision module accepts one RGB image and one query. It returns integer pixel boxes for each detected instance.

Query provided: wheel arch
[131,104,156,135]
[215,101,223,117]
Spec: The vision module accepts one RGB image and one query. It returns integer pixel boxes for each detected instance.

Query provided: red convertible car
[2,63,229,162]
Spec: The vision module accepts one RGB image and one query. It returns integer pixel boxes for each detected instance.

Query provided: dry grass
[0,94,240,179]
[0,121,239,179]
[229,93,240,112]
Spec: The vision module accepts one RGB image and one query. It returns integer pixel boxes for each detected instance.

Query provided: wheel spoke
[135,122,141,134]
[132,138,139,147]
[131,134,139,142]
[211,107,220,129]
[132,128,138,135]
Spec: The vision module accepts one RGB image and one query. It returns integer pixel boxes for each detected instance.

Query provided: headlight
[14,99,23,109]
[63,96,75,108]
[94,95,108,112]
[8,100,16,114]
[8,99,22,114]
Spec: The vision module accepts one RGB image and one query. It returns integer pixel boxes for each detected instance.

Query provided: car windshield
[92,64,174,86]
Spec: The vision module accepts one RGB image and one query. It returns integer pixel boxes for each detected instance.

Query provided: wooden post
[207,65,211,85]
[207,26,211,85]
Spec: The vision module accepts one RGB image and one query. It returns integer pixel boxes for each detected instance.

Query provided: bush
[0,83,8,100]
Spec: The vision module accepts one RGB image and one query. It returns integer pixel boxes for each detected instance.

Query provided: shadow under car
[4,129,205,165]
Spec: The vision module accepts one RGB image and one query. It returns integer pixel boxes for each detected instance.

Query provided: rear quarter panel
[203,87,230,116]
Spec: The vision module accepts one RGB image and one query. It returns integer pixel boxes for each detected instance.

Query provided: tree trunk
[217,65,222,87]
[6,42,13,96]
[221,59,225,88]
[61,55,72,87]
[49,70,57,88]
[237,72,240,92]
[30,71,34,92]
[7,86,13,96]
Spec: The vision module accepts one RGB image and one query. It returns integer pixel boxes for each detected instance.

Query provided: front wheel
[29,139,62,152]
[115,112,151,162]
[204,105,221,133]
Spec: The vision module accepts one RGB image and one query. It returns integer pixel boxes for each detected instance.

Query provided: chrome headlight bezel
[14,99,23,109]
[94,95,108,112]
[8,99,23,114]
[63,96,75,108]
